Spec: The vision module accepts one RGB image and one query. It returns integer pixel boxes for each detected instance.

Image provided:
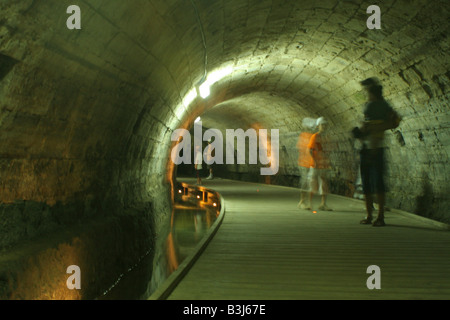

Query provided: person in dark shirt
[357,78,394,227]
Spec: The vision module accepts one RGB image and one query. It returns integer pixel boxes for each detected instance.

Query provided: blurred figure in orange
[307,117,333,211]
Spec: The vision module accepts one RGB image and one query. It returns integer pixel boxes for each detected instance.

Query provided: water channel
[96,182,221,300]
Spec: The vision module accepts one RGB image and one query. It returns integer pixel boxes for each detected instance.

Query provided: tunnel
[0,0,449,300]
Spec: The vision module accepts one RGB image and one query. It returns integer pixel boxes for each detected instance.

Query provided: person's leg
[298,167,309,208]
[373,149,386,226]
[196,170,202,184]
[364,193,374,220]
[319,194,332,211]
[377,193,385,219]
[308,191,314,210]
[298,191,306,206]
[318,171,326,207]
[372,193,385,226]
[298,167,312,209]
[318,173,332,211]
[206,165,212,179]
[319,194,330,210]
[360,150,373,223]
[308,168,318,210]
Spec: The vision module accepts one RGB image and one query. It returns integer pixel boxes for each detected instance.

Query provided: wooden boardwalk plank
[166,178,450,300]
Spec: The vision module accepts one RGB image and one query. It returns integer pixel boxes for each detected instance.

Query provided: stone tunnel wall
[0,47,173,298]
[0,0,178,299]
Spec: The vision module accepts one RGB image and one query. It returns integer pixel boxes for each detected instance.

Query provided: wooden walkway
[164,178,450,300]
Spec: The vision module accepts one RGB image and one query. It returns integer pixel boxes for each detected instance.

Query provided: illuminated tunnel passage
[0,0,449,299]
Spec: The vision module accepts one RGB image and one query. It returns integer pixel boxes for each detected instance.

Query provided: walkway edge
[212,178,450,231]
[328,193,450,231]
[148,184,226,300]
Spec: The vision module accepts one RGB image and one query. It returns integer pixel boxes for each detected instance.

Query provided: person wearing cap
[305,117,333,211]
[356,77,401,227]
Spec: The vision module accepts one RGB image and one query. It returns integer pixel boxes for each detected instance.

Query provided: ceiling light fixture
[198,65,233,99]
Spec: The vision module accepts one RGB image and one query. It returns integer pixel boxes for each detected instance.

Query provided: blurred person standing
[194,145,203,185]
[306,117,333,211]
[205,139,215,180]
[354,77,401,227]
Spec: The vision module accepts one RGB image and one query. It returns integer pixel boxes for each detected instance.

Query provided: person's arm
[308,134,316,168]
[309,148,316,168]
[361,120,385,134]
[362,104,401,133]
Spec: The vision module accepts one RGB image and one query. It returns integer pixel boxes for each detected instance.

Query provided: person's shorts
[298,166,310,191]
[207,163,214,170]
[309,168,330,195]
[360,148,386,194]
